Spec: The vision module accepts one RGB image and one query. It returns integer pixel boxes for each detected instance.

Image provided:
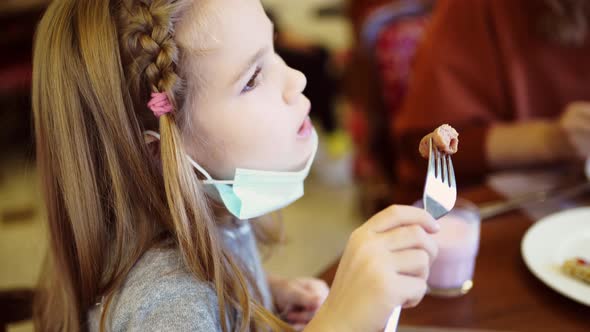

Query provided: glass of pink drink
[417,199,481,297]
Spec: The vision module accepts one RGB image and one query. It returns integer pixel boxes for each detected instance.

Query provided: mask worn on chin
[144,129,318,220]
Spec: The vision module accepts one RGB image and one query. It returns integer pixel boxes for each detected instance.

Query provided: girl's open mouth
[297,116,313,139]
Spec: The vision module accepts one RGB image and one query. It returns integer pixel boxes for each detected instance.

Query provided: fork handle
[384,306,401,332]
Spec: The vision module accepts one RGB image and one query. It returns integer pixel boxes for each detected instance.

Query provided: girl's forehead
[176,0,267,51]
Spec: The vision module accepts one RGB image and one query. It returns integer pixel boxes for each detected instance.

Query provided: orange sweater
[393,0,590,187]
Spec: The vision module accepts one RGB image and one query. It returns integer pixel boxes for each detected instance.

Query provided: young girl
[32,0,439,331]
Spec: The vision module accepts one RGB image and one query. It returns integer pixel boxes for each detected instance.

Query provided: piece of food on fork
[419,124,459,159]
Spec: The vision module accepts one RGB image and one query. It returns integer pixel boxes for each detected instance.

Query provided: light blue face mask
[144,130,318,220]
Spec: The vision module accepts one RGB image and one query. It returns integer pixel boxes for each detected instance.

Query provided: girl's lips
[297,116,313,139]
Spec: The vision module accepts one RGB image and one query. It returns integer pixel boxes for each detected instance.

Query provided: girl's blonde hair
[32,0,292,331]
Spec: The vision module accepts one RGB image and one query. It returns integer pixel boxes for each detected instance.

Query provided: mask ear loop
[143,130,233,185]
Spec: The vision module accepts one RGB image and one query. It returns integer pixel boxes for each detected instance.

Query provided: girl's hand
[305,205,439,332]
[269,275,329,331]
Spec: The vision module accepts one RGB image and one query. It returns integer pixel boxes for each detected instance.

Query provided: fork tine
[448,155,456,189]
[436,147,442,179]
[428,138,435,176]
[442,152,448,185]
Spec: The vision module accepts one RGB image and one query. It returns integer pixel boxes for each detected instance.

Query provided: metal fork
[423,138,457,219]
[385,138,457,332]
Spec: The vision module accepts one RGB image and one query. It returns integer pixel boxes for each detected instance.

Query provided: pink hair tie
[147,92,174,118]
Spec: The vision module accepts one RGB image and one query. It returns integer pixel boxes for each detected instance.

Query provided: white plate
[521,207,590,306]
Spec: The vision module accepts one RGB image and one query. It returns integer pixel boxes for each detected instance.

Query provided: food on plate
[562,257,590,284]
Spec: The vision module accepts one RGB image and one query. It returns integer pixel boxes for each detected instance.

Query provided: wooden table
[319,186,590,331]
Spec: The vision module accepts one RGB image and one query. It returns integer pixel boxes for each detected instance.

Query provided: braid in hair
[120,0,183,122]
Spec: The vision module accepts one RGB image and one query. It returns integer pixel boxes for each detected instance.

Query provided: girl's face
[176,0,314,180]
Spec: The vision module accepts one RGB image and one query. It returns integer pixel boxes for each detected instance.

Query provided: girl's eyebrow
[231,22,274,86]
[232,45,270,85]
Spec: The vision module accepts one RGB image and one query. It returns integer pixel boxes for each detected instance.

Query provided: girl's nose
[283,67,307,104]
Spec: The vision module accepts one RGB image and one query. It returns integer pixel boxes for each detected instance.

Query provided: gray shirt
[87,221,272,331]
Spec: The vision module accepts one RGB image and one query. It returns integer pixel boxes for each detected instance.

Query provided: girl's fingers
[381,225,438,263]
[291,323,306,331]
[286,285,321,308]
[285,309,315,324]
[389,249,431,279]
[301,279,329,308]
[394,274,429,309]
[367,205,439,234]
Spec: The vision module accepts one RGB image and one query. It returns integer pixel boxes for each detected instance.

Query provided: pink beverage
[427,201,481,297]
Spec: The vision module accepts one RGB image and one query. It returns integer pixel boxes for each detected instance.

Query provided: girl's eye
[242,67,262,93]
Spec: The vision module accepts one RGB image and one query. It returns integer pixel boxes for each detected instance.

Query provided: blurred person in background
[393,0,590,197]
